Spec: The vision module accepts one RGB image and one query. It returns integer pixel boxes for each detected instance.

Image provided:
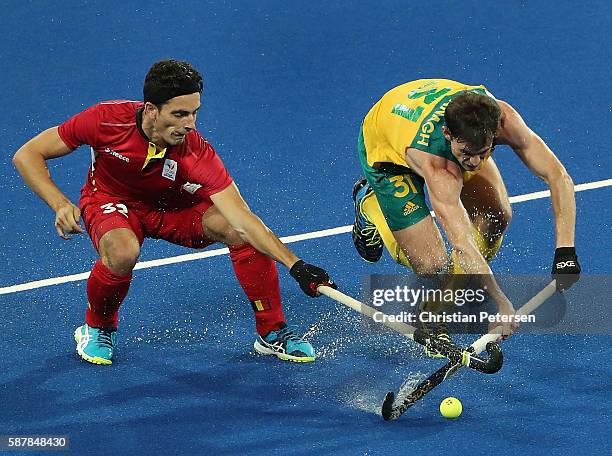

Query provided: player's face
[442,127,494,172]
[151,93,201,146]
[450,140,495,172]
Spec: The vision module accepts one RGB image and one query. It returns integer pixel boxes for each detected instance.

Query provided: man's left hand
[551,247,581,291]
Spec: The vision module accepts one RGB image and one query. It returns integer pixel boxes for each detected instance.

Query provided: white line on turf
[1,178,611,295]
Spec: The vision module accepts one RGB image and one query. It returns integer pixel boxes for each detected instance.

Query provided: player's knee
[202,209,245,246]
[502,205,513,229]
[102,244,140,275]
[207,225,244,246]
[491,205,512,235]
[410,254,448,276]
[221,228,245,246]
[413,264,446,277]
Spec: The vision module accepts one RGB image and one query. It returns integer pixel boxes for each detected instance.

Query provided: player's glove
[290,260,336,297]
[551,247,581,291]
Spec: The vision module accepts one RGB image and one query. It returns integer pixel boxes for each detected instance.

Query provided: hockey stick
[317,286,503,375]
[380,280,558,420]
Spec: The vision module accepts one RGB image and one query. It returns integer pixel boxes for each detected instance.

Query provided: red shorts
[80,191,215,251]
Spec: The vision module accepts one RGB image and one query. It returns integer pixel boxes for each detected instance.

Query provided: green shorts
[358,127,431,231]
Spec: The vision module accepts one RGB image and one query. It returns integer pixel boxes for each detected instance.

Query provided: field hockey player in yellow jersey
[352,79,581,347]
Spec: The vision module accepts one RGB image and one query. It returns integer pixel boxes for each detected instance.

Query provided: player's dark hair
[143,60,203,106]
[445,92,501,150]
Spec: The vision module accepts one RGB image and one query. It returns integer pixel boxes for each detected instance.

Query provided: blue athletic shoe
[352,178,383,263]
[74,324,117,365]
[253,324,315,362]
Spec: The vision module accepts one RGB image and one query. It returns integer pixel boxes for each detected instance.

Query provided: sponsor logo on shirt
[103,147,130,163]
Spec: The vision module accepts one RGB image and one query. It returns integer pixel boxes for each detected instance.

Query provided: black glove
[290,260,336,297]
[551,247,581,291]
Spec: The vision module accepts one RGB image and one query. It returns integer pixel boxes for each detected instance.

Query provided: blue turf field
[1,1,611,454]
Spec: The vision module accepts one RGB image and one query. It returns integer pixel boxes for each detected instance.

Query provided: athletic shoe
[253,323,315,362]
[352,178,383,263]
[423,323,454,359]
[74,324,117,365]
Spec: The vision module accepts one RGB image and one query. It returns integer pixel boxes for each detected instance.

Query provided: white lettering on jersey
[103,147,130,162]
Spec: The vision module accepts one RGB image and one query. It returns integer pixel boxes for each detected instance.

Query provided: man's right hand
[289,260,336,297]
[488,303,519,341]
[54,203,83,239]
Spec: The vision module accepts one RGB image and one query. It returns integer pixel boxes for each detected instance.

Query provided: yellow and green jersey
[362,79,494,177]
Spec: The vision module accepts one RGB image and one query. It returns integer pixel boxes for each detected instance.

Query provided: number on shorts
[389,175,418,197]
[100,202,128,218]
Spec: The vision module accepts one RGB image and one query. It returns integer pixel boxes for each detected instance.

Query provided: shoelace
[96,330,114,349]
[437,332,451,344]
[361,224,382,247]
[355,188,382,248]
[436,322,451,344]
[276,326,301,342]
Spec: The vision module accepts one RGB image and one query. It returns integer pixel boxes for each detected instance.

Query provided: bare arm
[423,160,516,331]
[210,183,335,297]
[209,183,300,268]
[13,127,83,239]
[496,100,576,248]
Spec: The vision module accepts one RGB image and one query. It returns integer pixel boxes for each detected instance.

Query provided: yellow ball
[439,397,462,418]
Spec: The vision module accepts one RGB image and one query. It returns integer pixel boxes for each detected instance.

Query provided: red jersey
[58,100,233,204]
